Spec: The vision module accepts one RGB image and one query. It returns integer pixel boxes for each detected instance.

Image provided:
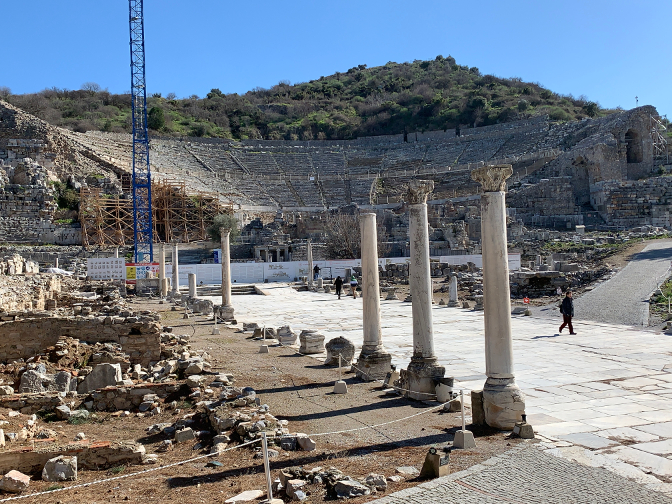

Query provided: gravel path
[570,240,672,327]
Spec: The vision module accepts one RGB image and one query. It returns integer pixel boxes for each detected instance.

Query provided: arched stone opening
[625,129,643,163]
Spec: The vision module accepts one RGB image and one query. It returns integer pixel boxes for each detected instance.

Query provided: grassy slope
[4,55,619,141]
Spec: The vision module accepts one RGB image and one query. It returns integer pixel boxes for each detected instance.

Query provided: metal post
[338,354,342,382]
[261,432,274,501]
[460,389,465,431]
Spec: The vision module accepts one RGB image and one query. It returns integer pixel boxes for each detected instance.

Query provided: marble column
[448,275,459,307]
[471,164,525,430]
[171,243,179,293]
[307,239,313,285]
[403,180,445,399]
[114,247,119,258]
[220,228,235,320]
[357,213,392,381]
[158,244,166,297]
[188,273,197,298]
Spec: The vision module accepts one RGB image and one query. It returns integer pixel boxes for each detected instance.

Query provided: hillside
[3,55,616,141]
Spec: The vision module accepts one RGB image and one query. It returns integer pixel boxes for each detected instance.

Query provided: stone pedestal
[472,165,525,430]
[220,228,235,320]
[299,330,325,354]
[357,213,392,381]
[402,181,445,399]
[448,275,459,307]
[188,273,197,298]
[171,244,179,293]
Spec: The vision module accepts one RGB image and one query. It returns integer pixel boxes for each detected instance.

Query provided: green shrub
[148,106,165,130]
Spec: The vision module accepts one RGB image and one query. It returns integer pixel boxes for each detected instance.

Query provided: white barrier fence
[88,254,520,286]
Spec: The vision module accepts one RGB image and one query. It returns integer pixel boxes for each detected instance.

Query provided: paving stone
[369,445,672,503]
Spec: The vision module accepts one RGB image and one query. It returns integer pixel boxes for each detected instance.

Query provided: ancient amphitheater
[0,99,670,245]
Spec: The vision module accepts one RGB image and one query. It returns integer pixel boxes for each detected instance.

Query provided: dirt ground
[6,299,525,504]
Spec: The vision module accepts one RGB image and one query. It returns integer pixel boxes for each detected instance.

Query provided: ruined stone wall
[594,176,672,228]
[0,316,161,366]
[507,177,582,225]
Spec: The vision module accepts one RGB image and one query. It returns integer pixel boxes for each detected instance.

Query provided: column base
[482,377,526,430]
[398,358,445,400]
[356,350,392,381]
[218,305,235,321]
[447,300,460,307]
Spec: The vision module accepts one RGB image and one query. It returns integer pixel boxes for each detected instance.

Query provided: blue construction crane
[128,0,153,263]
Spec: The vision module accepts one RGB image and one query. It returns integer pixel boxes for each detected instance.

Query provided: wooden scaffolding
[80,180,233,248]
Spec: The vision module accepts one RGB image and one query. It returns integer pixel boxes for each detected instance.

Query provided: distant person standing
[559,290,576,335]
[349,275,358,299]
[334,276,343,300]
[313,264,320,280]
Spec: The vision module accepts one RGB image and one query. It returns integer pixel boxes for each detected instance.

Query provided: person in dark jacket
[334,276,343,300]
[559,290,576,335]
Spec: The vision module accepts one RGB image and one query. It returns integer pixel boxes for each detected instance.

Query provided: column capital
[471,164,513,192]
[219,227,230,237]
[406,179,434,204]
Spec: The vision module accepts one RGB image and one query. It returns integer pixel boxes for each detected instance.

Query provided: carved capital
[406,179,434,204]
[219,227,230,238]
[471,164,513,192]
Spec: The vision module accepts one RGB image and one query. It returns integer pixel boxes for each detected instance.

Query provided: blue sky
[2,0,670,118]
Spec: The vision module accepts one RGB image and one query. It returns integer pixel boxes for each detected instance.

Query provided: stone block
[175,428,195,443]
[364,473,387,491]
[42,456,77,482]
[298,330,325,355]
[276,326,297,345]
[335,479,370,499]
[471,390,486,426]
[296,433,316,451]
[77,363,122,394]
[0,470,30,493]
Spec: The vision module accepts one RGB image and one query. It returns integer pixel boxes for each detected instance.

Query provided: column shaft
[357,213,391,381]
[409,202,434,359]
[221,229,231,307]
[158,244,166,297]
[481,192,514,378]
[471,164,525,430]
[307,239,313,284]
[361,213,382,351]
[171,244,179,293]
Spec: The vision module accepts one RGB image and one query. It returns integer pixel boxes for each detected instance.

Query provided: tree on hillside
[148,106,165,130]
[207,214,240,242]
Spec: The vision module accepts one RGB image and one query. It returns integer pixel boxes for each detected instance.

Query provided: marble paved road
[204,283,672,491]
[573,239,672,327]
[370,443,672,503]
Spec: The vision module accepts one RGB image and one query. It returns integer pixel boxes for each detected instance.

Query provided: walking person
[559,290,577,335]
[313,264,321,280]
[334,275,343,300]
[349,275,358,299]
